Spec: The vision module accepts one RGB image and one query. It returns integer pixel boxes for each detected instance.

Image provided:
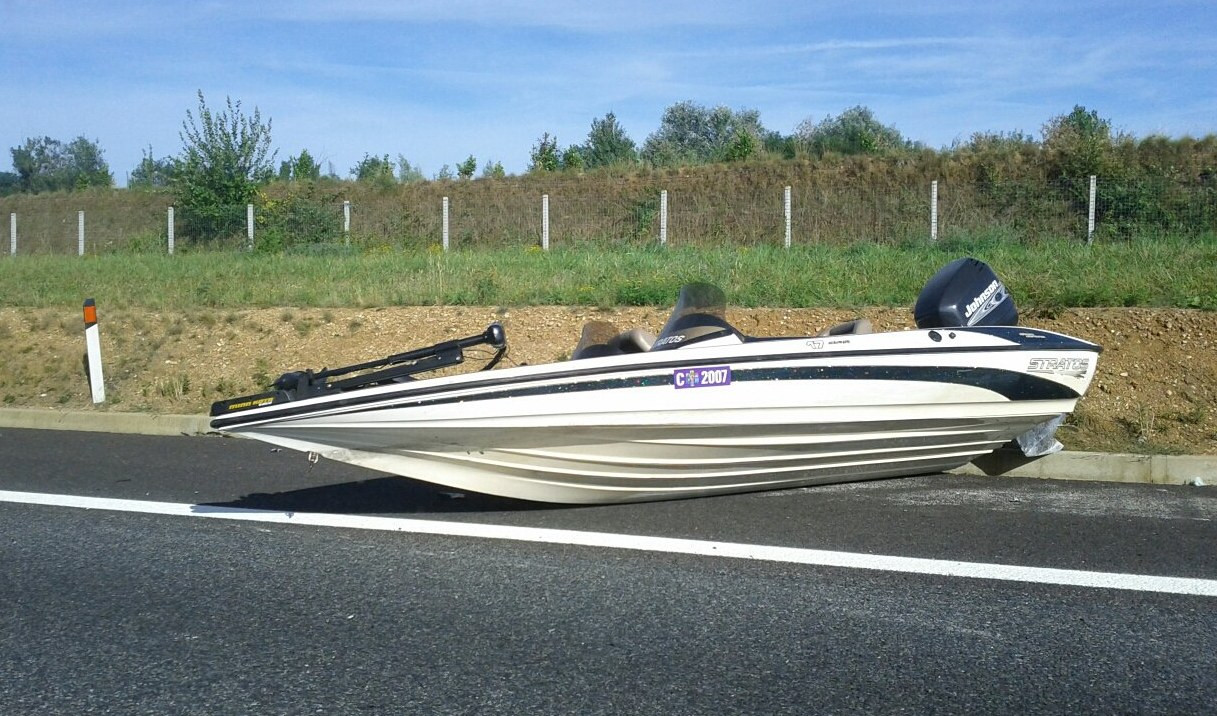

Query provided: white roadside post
[930,180,939,241]
[167,206,175,255]
[83,299,105,403]
[9,213,14,256]
[659,190,668,246]
[783,185,792,249]
[77,210,85,256]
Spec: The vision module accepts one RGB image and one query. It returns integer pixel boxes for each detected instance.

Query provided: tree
[641,101,766,166]
[351,153,396,188]
[795,106,908,156]
[529,132,560,173]
[481,160,506,179]
[10,135,112,193]
[560,145,584,172]
[278,149,320,181]
[722,128,757,162]
[11,137,66,193]
[0,172,18,196]
[457,154,477,180]
[173,91,275,241]
[763,131,798,160]
[63,137,113,189]
[949,130,1039,185]
[581,112,637,168]
[129,145,174,189]
[1041,105,1115,180]
[397,155,425,183]
[960,130,1038,153]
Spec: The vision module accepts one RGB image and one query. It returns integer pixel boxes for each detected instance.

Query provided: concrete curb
[0,408,212,437]
[1,408,1214,487]
[953,448,1214,487]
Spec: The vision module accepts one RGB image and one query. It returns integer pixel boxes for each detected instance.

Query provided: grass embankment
[0,238,1214,310]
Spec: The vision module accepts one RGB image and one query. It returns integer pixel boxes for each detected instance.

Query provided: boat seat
[815,318,873,337]
[571,322,657,360]
[614,327,656,352]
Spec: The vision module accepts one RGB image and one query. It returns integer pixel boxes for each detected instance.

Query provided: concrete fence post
[442,196,450,251]
[541,194,550,251]
[783,185,792,249]
[659,190,668,246]
[9,213,15,256]
[343,200,351,245]
[77,210,85,256]
[930,180,939,241]
[1086,175,1097,245]
[167,206,175,255]
[246,203,254,249]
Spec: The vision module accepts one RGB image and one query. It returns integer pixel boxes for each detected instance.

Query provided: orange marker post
[83,298,105,403]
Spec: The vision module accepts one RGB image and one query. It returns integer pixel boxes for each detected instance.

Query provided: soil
[1,304,1214,455]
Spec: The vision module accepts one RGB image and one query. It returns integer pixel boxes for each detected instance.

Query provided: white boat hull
[216,327,1099,503]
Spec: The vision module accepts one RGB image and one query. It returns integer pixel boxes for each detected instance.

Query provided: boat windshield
[651,283,738,350]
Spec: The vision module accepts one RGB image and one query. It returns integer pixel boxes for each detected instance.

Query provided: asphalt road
[1,427,1215,714]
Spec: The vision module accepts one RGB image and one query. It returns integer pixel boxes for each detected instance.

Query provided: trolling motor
[210,323,507,416]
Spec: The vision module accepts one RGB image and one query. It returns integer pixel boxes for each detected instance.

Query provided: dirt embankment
[0,305,1214,455]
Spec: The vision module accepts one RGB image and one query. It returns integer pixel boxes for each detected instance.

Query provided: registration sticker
[674,366,732,389]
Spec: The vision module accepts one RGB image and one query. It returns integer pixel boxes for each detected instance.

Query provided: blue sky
[3,1,1214,185]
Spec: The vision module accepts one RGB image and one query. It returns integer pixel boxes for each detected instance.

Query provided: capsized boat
[209,258,1101,504]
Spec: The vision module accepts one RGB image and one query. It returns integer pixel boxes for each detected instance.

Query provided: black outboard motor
[914,257,1018,328]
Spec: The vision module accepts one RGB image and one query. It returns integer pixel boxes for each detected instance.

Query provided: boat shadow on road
[198,476,559,515]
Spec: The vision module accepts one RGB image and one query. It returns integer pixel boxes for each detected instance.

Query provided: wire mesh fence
[2,176,1213,255]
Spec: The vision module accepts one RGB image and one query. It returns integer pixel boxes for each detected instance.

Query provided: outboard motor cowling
[914,257,1018,328]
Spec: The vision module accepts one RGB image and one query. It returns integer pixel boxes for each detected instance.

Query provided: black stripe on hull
[213,361,1082,430]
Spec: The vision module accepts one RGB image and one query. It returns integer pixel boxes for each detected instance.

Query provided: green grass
[1,236,1214,310]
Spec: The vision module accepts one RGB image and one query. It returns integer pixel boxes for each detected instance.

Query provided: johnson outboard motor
[914,257,1018,328]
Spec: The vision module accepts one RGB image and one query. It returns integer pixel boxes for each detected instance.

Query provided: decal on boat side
[964,279,1008,325]
[674,366,732,389]
[1027,356,1091,378]
[225,396,276,411]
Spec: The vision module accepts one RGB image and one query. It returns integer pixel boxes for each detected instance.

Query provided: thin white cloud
[248,0,826,32]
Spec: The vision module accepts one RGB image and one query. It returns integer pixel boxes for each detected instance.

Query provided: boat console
[650,283,741,351]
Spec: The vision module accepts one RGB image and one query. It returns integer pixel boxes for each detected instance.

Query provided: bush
[351,154,397,190]
[254,184,344,253]
[173,91,275,243]
[529,133,560,173]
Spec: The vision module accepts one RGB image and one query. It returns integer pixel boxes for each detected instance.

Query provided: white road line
[3,489,1216,597]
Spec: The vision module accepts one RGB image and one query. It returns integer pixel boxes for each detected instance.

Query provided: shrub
[173,91,275,243]
[255,183,344,252]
